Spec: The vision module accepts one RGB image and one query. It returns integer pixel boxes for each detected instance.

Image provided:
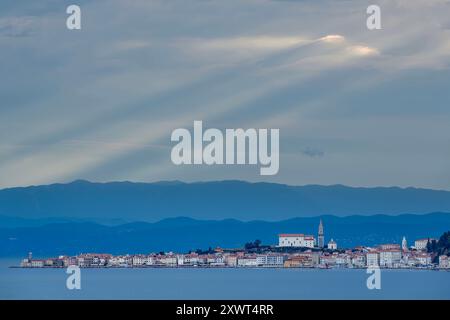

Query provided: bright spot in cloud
[348,45,380,56]
[319,34,345,43]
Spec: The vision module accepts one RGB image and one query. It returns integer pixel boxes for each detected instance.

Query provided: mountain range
[1,213,449,257]
[1,180,449,257]
[1,180,450,221]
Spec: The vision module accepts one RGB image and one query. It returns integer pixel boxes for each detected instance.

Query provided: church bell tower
[318,219,324,248]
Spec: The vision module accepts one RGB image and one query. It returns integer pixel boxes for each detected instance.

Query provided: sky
[0,0,450,189]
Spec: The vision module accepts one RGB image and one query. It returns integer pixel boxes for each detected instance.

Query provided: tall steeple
[318,219,324,248]
[402,236,408,252]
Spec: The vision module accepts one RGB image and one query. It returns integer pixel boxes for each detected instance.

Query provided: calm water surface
[1,259,449,299]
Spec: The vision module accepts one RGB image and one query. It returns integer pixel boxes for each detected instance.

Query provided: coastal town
[19,220,450,270]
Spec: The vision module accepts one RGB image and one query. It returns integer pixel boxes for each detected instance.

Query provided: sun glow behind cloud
[348,45,380,56]
[319,34,346,43]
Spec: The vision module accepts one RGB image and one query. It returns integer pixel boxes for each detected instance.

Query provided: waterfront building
[404,254,418,267]
[132,255,146,266]
[439,255,449,269]
[320,254,336,266]
[115,256,126,266]
[318,219,324,248]
[144,255,154,265]
[212,254,225,266]
[108,257,119,266]
[335,254,349,267]
[159,254,177,266]
[20,252,33,267]
[379,249,402,267]
[31,260,44,268]
[256,254,285,266]
[415,253,432,266]
[77,256,87,267]
[284,252,319,267]
[20,259,30,267]
[66,256,77,266]
[176,255,185,266]
[284,256,310,268]
[310,252,321,265]
[351,254,366,268]
[366,251,379,266]
[237,255,258,267]
[183,253,199,265]
[284,258,302,268]
[225,255,238,267]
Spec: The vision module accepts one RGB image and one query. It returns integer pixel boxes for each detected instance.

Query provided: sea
[1,259,449,300]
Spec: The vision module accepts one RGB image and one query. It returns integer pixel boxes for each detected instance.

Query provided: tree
[427,231,450,258]
[426,239,438,253]
[244,239,262,250]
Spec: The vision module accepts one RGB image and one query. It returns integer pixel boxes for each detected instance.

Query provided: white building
[256,254,285,266]
[320,254,336,266]
[327,239,337,250]
[414,238,437,251]
[366,252,379,266]
[278,234,316,248]
[415,253,432,266]
[414,239,429,251]
[237,255,258,267]
[379,250,402,267]
[31,260,44,268]
[335,254,349,266]
[183,254,199,266]
[118,256,128,266]
[144,256,154,265]
[176,255,185,266]
[211,255,225,266]
[304,236,315,248]
[351,254,366,268]
[225,255,238,267]
[159,255,177,266]
[132,255,146,266]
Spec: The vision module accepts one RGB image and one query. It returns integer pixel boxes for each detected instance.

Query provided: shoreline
[9,265,449,271]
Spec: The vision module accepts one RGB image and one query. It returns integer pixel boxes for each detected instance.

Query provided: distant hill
[1,212,450,257]
[1,180,450,221]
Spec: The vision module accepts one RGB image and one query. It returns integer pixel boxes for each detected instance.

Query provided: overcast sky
[0,0,449,189]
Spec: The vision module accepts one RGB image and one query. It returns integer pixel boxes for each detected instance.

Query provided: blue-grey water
[1,259,449,299]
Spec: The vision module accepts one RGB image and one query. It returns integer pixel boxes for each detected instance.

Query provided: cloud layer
[0,0,449,189]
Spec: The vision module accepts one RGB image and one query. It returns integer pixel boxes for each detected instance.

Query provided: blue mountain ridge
[1,212,449,257]
[1,180,450,221]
